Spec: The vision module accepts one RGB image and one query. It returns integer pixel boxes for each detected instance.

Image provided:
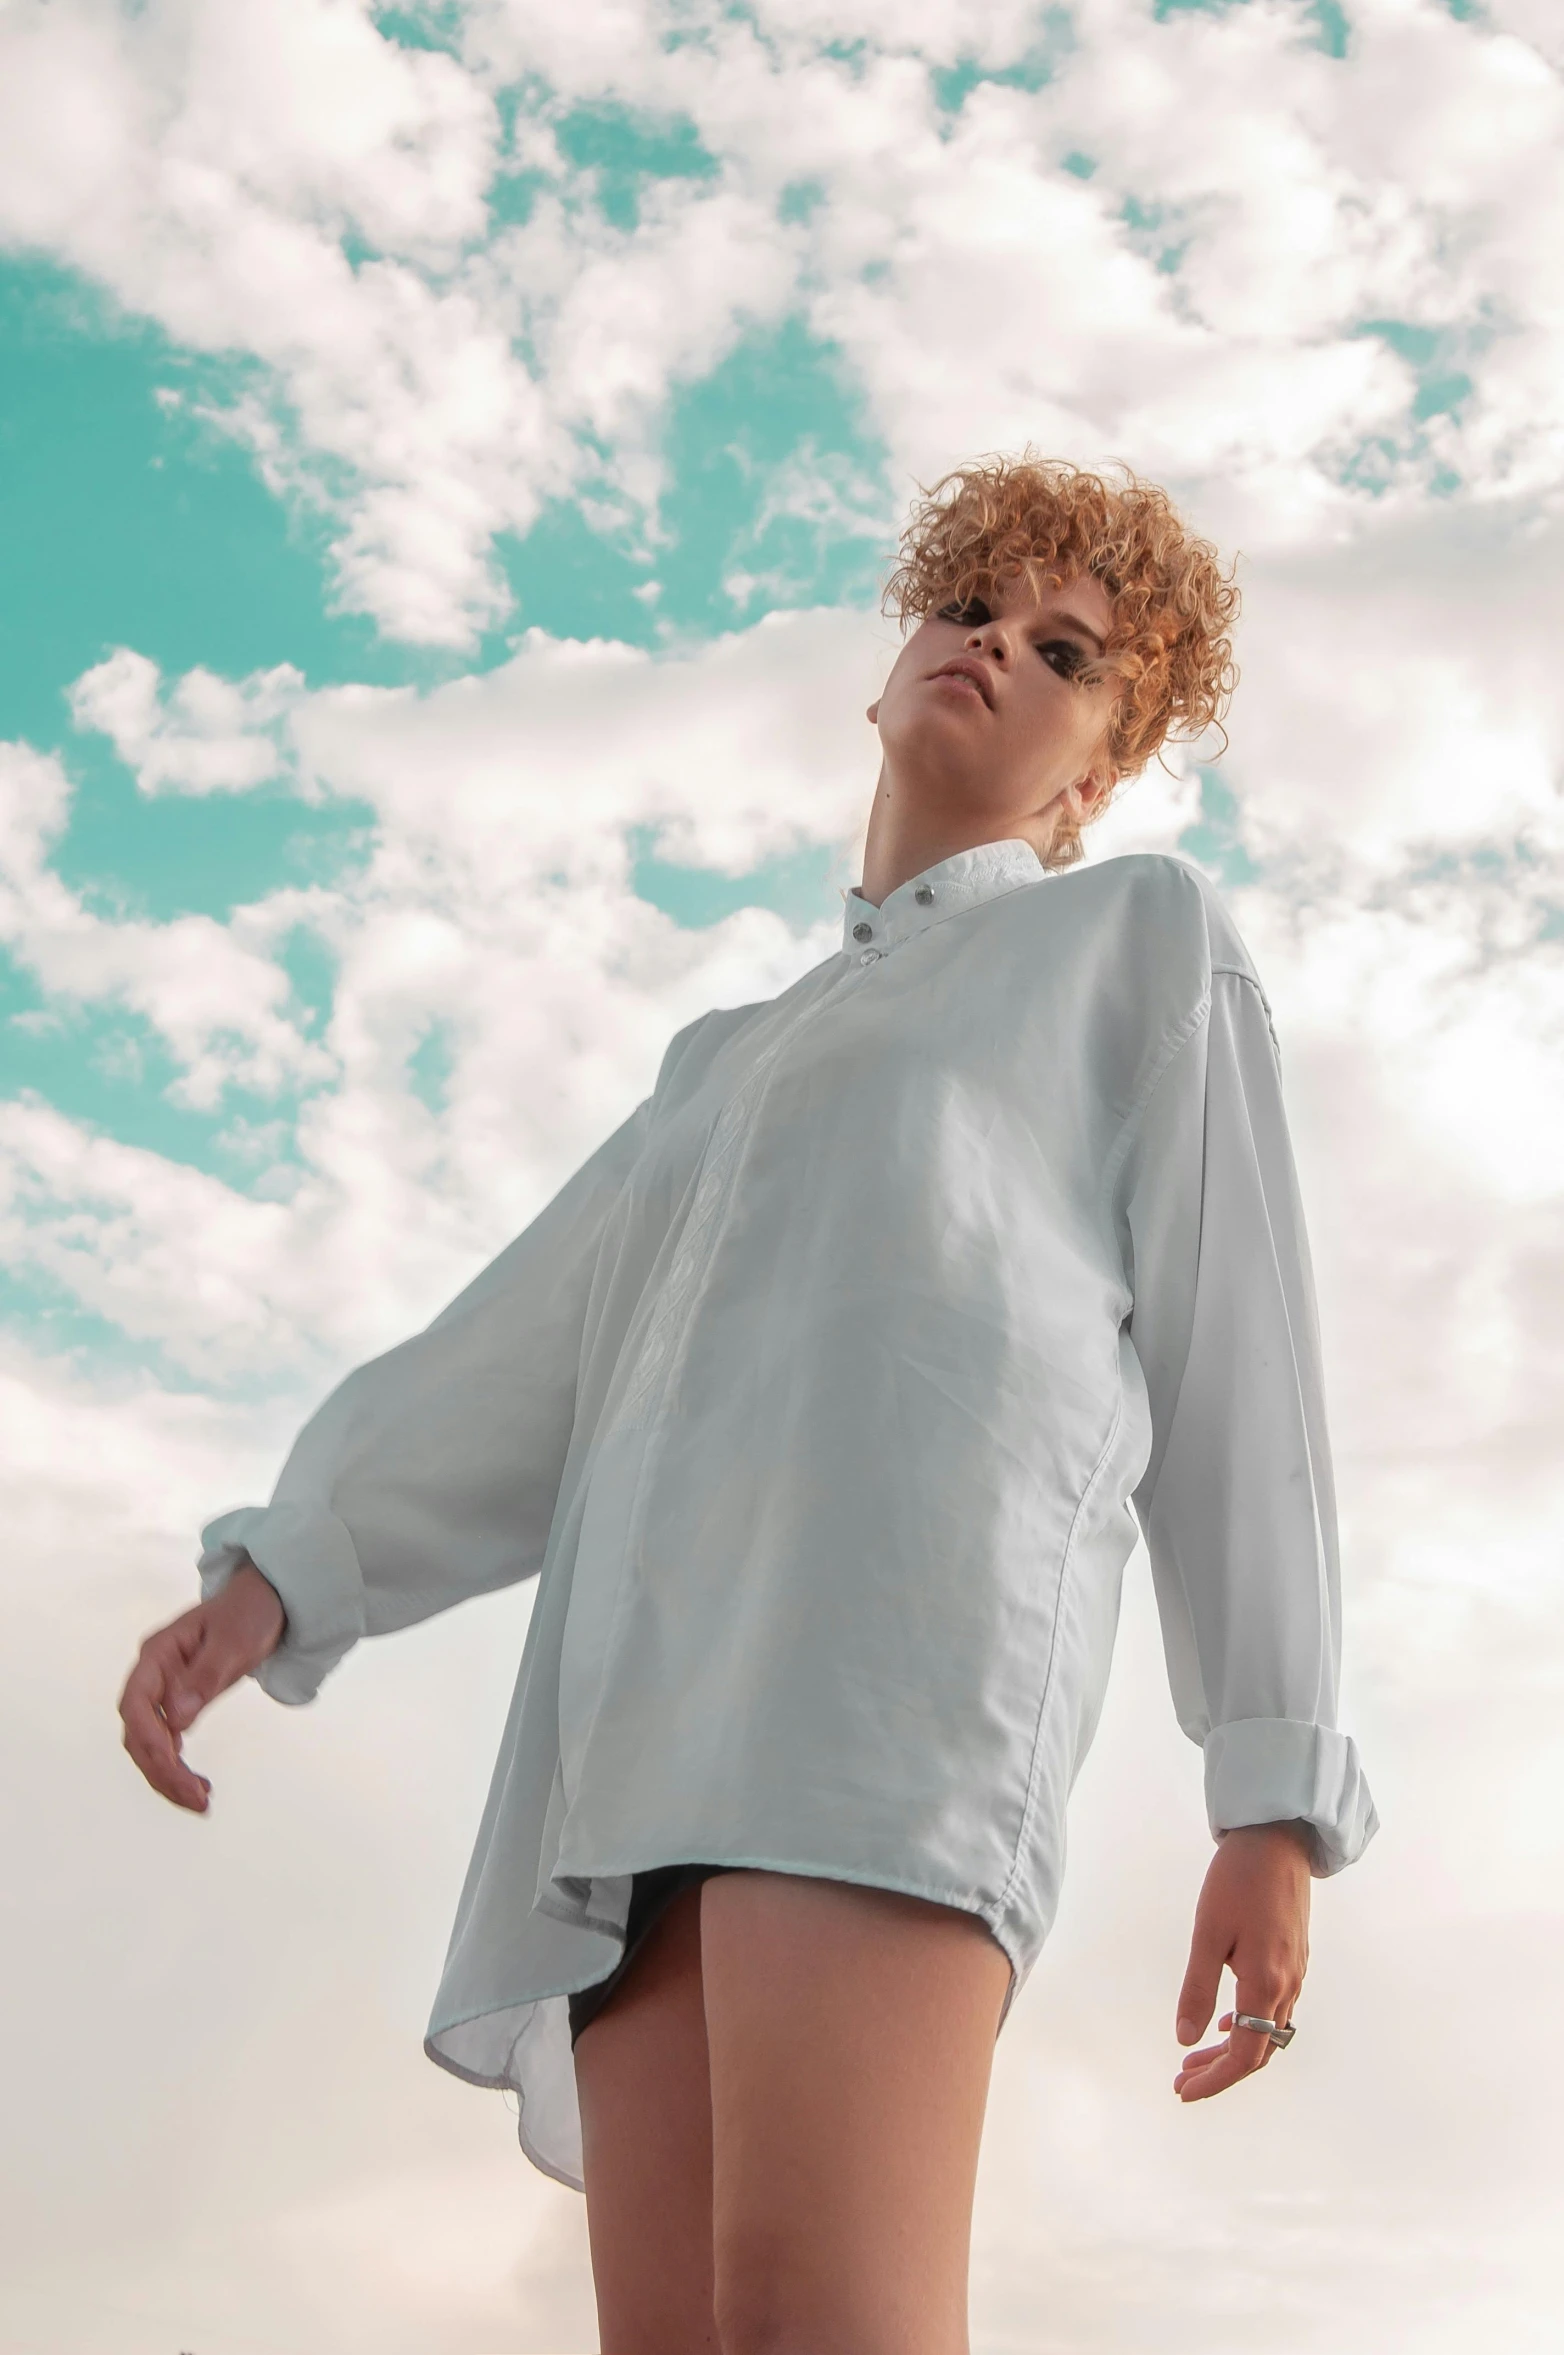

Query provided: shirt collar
[839,837,1047,955]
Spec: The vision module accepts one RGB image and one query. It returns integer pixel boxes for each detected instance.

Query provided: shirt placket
[615,952,875,1433]
[622,853,1034,1438]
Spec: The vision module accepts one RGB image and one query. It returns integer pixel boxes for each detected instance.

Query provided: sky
[0,0,1560,2348]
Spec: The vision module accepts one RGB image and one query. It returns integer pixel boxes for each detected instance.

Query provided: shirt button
[858,948,880,966]
[852,921,873,943]
[914,884,934,905]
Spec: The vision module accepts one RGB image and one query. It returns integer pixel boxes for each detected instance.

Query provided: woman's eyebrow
[1051,611,1107,653]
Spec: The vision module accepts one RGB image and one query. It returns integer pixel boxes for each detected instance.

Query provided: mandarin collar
[839,838,1046,956]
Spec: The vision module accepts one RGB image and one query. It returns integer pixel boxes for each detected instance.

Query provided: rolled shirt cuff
[198,1502,367,1706]
[1203,1716,1379,1876]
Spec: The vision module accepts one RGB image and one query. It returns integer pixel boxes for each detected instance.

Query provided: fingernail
[170,1691,199,1725]
[1177,2017,1195,2041]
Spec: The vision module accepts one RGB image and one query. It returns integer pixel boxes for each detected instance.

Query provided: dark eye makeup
[935,597,1091,682]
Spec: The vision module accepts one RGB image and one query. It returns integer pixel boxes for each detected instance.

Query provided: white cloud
[2,2,1559,642]
[1489,0,1564,71]
[69,647,307,794]
[1,611,881,1381]
[0,739,329,1105]
[1224,502,1564,877]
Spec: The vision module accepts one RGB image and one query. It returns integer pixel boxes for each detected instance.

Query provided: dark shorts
[566,1862,736,2049]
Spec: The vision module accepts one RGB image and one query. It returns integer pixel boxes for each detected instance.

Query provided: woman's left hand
[1172,1821,1313,2101]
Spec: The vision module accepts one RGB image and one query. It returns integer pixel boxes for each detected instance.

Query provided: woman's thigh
[574,1876,721,2354]
[701,1870,1014,2355]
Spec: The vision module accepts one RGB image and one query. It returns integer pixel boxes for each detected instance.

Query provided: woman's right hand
[118,1562,286,1813]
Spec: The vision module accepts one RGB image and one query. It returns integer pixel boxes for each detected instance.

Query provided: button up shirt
[198,838,1377,2189]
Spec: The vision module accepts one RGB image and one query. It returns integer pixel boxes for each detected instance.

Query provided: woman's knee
[710,2241,790,2355]
[711,2231,863,2355]
[712,2179,970,2355]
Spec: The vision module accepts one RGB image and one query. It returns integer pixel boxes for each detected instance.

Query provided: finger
[1220,2003,1297,2037]
[164,1617,250,1734]
[121,1611,202,1734]
[163,1619,223,1731]
[1175,2004,1283,2100]
[1175,2037,1264,2101]
[1176,2059,1235,2101]
[1231,1975,1292,2066]
[118,1646,212,1811]
[1176,1911,1229,2046]
[121,1709,211,1810]
[118,1647,175,1763]
[120,1693,211,1809]
[1172,2046,1227,2089]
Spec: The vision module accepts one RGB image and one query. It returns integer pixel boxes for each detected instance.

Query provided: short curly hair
[881,452,1240,868]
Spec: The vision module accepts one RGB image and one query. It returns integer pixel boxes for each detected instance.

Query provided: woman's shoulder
[651,991,783,1103]
[655,930,854,1093]
[1038,850,1265,993]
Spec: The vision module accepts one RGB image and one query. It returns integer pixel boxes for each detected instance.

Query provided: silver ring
[1232,2011,1295,2047]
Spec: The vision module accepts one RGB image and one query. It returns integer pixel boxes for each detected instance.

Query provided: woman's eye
[1038,639,1087,680]
[937,597,990,627]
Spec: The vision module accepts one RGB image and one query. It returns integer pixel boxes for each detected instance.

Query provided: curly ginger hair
[881,453,1240,869]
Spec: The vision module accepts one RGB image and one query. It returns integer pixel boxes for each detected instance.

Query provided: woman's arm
[1120,965,1378,2095]
[117,1090,655,1809]
[198,1092,655,1700]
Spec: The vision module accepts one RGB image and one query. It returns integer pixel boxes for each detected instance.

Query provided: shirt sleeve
[197,1095,652,1706]
[1120,968,1378,1876]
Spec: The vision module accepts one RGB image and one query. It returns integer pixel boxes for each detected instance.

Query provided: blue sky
[1,4,1561,2350]
[0,241,895,1371]
[0,251,884,918]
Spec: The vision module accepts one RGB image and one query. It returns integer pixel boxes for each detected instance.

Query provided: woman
[120,455,1377,2355]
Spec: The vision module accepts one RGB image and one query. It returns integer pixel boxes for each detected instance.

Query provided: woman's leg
[574,1876,721,2354]
[702,1870,1013,2355]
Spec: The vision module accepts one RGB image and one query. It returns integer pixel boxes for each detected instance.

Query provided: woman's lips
[931,671,989,704]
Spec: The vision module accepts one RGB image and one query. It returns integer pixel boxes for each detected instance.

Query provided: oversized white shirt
[199,839,1377,2188]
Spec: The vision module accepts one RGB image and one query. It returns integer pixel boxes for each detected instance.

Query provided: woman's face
[868,568,1119,843]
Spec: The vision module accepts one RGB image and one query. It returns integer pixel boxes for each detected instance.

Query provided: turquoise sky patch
[0,177,891,1371]
[1174,771,1261,891]
[493,316,893,656]
[1153,0,1350,51]
[552,101,720,232]
[0,258,396,743]
[0,260,888,962]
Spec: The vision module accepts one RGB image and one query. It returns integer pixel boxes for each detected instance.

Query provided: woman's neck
[856,772,1051,907]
